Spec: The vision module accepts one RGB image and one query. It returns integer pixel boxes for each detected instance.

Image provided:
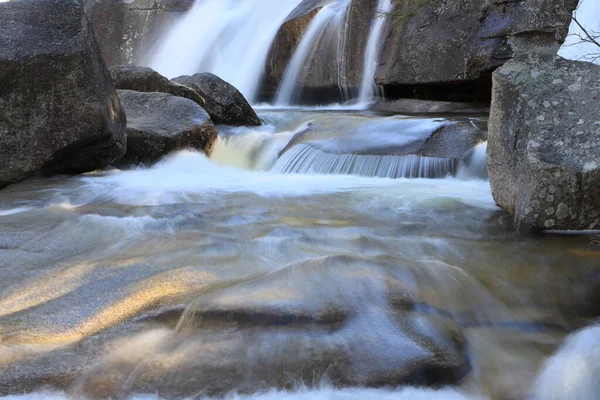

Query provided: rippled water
[1,110,599,399]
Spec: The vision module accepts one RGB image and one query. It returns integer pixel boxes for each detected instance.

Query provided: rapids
[1,110,600,399]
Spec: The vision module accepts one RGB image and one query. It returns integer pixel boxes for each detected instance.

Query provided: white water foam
[149,0,302,102]
[0,386,485,400]
[533,324,600,400]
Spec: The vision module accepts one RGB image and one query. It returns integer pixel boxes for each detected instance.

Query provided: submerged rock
[173,73,262,126]
[0,0,126,189]
[110,65,205,107]
[72,255,469,398]
[487,55,600,232]
[84,0,193,66]
[117,90,217,165]
[275,117,486,178]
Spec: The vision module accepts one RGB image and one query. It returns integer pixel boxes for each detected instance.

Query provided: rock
[375,0,578,100]
[0,0,126,189]
[281,118,485,159]
[73,255,469,398]
[371,99,490,115]
[262,0,378,103]
[264,7,322,95]
[84,0,193,66]
[117,90,217,165]
[487,55,600,232]
[173,73,262,126]
[110,65,205,107]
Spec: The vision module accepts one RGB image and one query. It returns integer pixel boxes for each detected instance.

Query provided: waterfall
[148,0,302,103]
[272,144,457,178]
[357,0,392,104]
[274,0,352,106]
[559,0,600,64]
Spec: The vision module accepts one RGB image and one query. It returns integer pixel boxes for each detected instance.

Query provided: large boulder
[0,0,126,189]
[487,55,600,232]
[375,0,578,100]
[263,0,377,102]
[84,0,193,66]
[110,65,205,107]
[117,90,217,165]
[173,73,262,126]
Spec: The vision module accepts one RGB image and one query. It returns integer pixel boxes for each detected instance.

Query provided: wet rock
[371,99,490,115]
[110,65,205,107]
[376,0,577,100]
[487,55,600,232]
[117,90,217,165]
[264,7,322,94]
[0,0,126,189]
[173,73,262,126]
[73,255,470,398]
[263,0,377,102]
[84,0,193,66]
[281,118,485,159]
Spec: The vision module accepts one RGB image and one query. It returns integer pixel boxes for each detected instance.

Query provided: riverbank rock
[375,0,578,101]
[487,55,600,232]
[84,0,193,66]
[173,73,262,126]
[371,99,490,115]
[0,0,126,189]
[117,90,216,165]
[110,66,205,107]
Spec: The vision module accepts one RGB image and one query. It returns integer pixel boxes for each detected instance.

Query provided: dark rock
[110,65,205,107]
[0,0,126,189]
[371,99,490,114]
[375,0,578,98]
[263,0,378,103]
[117,90,217,165]
[264,8,321,94]
[173,73,262,126]
[84,0,193,66]
[487,55,600,232]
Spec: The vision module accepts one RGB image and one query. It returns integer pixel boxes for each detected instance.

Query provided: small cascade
[210,122,311,171]
[559,0,600,64]
[272,144,457,178]
[456,142,488,180]
[275,0,352,106]
[148,0,302,103]
[357,0,393,104]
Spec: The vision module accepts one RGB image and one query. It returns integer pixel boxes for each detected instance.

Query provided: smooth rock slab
[173,73,262,126]
[117,90,217,165]
[488,55,600,232]
[0,0,126,189]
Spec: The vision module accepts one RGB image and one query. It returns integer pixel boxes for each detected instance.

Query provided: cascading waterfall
[271,144,457,178]
[148,0,302,103]
[357,0,393,103]
[559,0,600,64]
[275,0,351,106]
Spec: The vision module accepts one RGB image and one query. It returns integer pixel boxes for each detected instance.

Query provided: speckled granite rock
[488,55,600,232]
[117,90,217,166]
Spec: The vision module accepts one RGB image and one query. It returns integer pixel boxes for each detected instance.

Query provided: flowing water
[1,110,600,399]
[357,0,392,103]
[275,1,352,106]
[148,0,302,102]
